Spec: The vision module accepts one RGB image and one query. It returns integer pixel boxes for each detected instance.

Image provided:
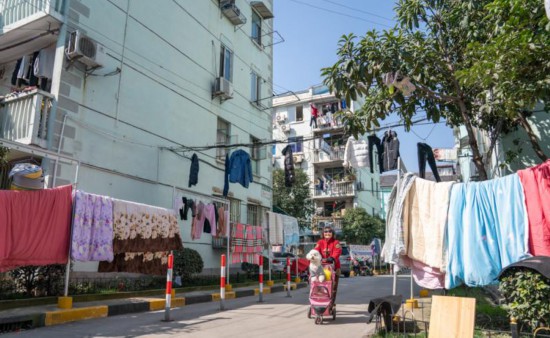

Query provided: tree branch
[415,83,460,102]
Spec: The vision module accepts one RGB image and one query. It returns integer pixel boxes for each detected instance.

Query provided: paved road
[3,275,419,338]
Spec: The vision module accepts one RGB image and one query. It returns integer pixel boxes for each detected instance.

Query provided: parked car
[339,243,351,277]
[270,252,295,272]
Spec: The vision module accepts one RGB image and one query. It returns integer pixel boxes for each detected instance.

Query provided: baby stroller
[307,262,336,324]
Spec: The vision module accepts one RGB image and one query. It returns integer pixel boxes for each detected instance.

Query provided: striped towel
[230,223,263,264]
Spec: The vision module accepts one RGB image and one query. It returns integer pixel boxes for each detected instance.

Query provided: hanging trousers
[367,135,384,173]
[417,142,441,182]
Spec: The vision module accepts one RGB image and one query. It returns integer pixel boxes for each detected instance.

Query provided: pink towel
[518,160,550,256]
[0,185,73,272]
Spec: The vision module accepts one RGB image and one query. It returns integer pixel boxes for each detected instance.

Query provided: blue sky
[273,0,456,173]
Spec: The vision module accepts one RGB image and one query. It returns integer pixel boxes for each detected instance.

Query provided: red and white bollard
[286,257,291,297]
[259,255,264,302]
[163,252,174,322]
[220,254,226,311]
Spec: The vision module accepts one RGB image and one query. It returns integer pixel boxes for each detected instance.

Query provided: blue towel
[445,174,530,289]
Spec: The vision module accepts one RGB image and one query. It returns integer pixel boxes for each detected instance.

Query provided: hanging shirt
[343,136,369,168]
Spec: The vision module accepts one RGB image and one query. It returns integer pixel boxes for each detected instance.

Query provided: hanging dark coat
[382,131,400,171]
[188,153,199,187]
[281,145,295,187]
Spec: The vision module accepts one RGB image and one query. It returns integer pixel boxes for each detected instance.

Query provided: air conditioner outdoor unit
[293,154,303,163]
[214,77,234,99]
[280,124,290,133]
[276,113,287,123]
[66,30,103,68]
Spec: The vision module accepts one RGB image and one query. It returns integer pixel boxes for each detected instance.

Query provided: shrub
[9,264,66,297]
[499,269,550,330]
[173,248,204,282]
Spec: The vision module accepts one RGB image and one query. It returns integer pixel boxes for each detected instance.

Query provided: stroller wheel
[307,307,312,319]
[315,316,323,325]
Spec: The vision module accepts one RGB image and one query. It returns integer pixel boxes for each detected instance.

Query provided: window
[251,10,262,46]
[250,136,265,176]
[288,136,303,153]
[220,45,233,82]
[247,203,261,226]
[251,71,261,105]
[230,198,241,224]
[295,105,303,121]
[217,118,230,160]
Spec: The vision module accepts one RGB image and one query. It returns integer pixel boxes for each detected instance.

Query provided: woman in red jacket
[314,225,342,301]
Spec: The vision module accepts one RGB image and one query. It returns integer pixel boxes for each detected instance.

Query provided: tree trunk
[517,112,549,162]
[458,100,489,181]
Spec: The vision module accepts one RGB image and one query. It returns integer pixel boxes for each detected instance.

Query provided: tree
[458,0,550,162]
[341,208,385,245]
[272,168,314,229]
[322,0,549,180]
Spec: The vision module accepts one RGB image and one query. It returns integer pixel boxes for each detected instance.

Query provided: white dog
[306,249,325,282]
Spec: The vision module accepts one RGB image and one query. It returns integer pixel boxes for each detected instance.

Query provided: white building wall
[49,0,274,273]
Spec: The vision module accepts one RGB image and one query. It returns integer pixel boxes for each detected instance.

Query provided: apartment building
[272,85,381,239]
[0,0,274,274]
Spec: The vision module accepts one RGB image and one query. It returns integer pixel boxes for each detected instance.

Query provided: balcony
[0,0,65,62]
[0,88,53,149]
[312,180,356,200]
[312,116,345,134]
[312,217,344,234]
[313,146,345,168]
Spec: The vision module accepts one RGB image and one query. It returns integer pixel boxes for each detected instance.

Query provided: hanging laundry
[281,214,299,252]
[230,224,263,264]
[367,134,384,173]
[382,131,400,171]
[517,160,550,257]
[100,251,171,275]
[267,211,284,245]
[201,203,217,237]
[445,174,530,289]
[343,136,370,169]
[191,201,204,240]
[401,256,446,289]
[281,145,295,187]
[417,143,441,182]
[216,205,228,237]
[310,103,318,128]
[71,190,114,262]
[188,153,199,187]
[0,185,73,272]
[33,46,56,79]
[402,178,454,271]
[381,173,416,266]
[223,150,253,196]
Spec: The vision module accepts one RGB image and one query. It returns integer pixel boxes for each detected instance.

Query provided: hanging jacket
[343,136,369,169]
[188,153,199,187]
[382,131,400,171]
[281,145,295,187]
[367,135,384,173]
[223,150,253,196]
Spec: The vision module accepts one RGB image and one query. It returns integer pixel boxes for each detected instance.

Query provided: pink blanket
[0,185,73,272]
[518,160,550,256]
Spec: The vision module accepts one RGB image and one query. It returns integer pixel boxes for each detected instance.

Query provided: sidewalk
[0,282,307,333]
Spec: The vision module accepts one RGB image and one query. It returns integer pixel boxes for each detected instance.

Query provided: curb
[0,282,308,332]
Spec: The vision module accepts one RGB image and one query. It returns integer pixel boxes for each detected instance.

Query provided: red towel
[0,185,73,272]
[518,160,550,257]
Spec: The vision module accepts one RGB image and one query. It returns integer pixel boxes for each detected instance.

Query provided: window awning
[250,1,274,19]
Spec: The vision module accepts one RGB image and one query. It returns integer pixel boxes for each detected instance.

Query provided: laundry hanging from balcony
[281,145,295,187]
[0,185,73,272]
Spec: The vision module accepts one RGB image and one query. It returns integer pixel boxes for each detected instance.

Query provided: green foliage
[499,269,550,330]
[173,248,204,282]
[8,264,66,297]
[321,0,550,179]
[341,207,384,244]
[272,168,314,229]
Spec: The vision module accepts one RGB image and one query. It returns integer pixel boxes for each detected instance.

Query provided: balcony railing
[312,180,356,198]
[0,89,53,149]
[312,217,344,233]
[313,146,345,163]
[0,0,65,28]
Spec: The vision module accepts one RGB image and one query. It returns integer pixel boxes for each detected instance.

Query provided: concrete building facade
[0,0,275,274]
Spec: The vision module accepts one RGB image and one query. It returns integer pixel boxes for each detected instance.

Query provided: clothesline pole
[63,161,80,298]
[226,222,230,286]
[267,211,272,282]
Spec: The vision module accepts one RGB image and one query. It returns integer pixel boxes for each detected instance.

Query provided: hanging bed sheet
[445,174,530,289]
[230,223,263,264]
[0,185,73,272]
[517,160,550,257]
